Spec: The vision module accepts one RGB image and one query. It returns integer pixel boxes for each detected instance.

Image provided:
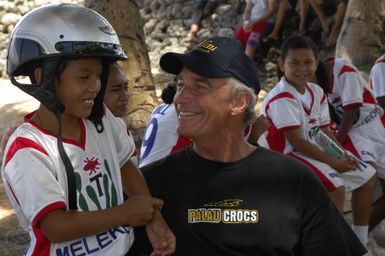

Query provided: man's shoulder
[257,147,320,180]
[141,147,189,174]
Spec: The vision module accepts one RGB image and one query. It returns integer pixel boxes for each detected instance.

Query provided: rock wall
[0,0,241,80]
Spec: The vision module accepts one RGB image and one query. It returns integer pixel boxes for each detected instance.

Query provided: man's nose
[174,86,191,103]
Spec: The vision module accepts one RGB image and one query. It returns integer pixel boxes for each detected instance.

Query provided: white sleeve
[105,108,136,167]
[338,71,364,108]
[139,104,178,167]
[320,93,331,127]
[2,140,66,230]
[266,96,302,131]
[370,63,385,98]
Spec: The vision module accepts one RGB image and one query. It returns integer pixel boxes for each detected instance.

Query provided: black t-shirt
[129,146,366,256]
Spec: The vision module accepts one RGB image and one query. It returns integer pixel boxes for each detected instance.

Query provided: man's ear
[230,92,250,116]
[33,68,42,84]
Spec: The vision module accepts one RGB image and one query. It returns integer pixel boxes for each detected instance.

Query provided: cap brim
[159,52,230,78]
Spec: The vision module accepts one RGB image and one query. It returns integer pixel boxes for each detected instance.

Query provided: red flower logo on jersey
[83,157,101,175]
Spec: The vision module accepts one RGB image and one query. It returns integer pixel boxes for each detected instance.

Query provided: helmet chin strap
[10,57,65,114]
[55,109,78,211]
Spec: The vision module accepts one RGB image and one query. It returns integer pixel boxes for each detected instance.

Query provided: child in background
[235,0,277,60]
[1,4,175,255]
[369,53,385,122]
[260,35,376,247]
[317,56,385,242]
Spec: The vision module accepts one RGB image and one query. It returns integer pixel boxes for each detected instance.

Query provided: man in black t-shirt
[128,37,367,256]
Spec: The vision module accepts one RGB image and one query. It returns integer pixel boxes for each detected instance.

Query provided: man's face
[174,67,232,140]
[56,58,102,119]
[104,63,129,118]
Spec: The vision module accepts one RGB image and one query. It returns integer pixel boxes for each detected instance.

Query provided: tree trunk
[336,0,385,71]
[85,0,158,148]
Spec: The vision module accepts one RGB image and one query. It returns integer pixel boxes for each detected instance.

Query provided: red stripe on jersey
[265,118,289,153]
[170,136,192,154]
[375,59,385,65]
[287,152,337,192]
[344,102,362,109]
[363,88,378,105]
[6,181,20,205]
[302,84,315,115]
[338,65,356,77]
[4,137,48,166]
[342,135,361,159]
[264,92,297,153]
[31,202,66,255]
[382,114,385,128]
[324,56,335,63]
[265,92,297,119]
[320,94,327,104]
[25,112,86,150]
[266,92,296,107]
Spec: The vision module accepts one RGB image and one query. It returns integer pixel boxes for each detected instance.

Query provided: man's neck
[192,135,256,163]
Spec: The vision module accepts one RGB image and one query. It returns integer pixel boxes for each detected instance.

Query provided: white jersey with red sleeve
[1,107,135,255]
[328,58,383,127]
[369,54,385,98]
[260,77,330,154]
[139,103,191,168]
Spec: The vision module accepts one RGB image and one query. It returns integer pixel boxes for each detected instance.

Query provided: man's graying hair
[227,77,257,125]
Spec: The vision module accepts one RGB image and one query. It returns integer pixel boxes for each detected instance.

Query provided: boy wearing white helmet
[1,4,175,255]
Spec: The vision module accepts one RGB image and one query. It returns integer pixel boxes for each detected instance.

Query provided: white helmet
[7,3,127,122]
[7,3,126,76]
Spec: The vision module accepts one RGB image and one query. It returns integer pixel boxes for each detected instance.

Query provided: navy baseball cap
[159,37,261,94]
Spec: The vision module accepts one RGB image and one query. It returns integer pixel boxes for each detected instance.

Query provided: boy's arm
[39,195,163,242]
[284,128,357,173]
[336,107,359,143]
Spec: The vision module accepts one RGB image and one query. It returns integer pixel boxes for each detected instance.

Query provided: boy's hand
[121,196,163,227]
[331,156,360,173]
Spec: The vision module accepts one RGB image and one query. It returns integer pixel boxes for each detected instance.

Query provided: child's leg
[351,173,376,245]
[369,178,385,231]
[298,0,309,33]
[329,186,345,212]
[266,0,291,40]
[326,0,347,47]
[245,21,267,60]
[203,0,220,18]
[308,0,330,34]
[185,0,207,42]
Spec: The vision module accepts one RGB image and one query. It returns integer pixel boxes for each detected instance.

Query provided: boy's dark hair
[280,35,318,60]
[161,78,177,104]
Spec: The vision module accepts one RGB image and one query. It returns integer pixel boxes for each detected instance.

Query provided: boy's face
[56,58,102,119]
[279,48,319,88]
[104,63,129,118]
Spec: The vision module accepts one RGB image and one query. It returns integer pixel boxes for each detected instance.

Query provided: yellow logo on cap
[197,40,218,53]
